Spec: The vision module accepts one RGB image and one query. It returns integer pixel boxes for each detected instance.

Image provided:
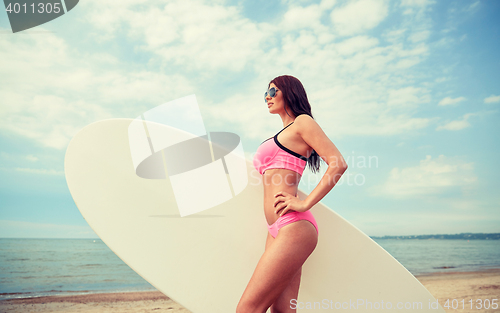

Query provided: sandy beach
[416,269,500,313]
[1,269,499,312]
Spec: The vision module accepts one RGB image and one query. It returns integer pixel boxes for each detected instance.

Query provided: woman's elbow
[326,161,347,174]
[339,163,348,174]
[334,157,348,172]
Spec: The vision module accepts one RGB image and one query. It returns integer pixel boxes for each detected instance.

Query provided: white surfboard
[64,118,445,313]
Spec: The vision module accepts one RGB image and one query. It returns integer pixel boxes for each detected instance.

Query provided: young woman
[236,75,348,313]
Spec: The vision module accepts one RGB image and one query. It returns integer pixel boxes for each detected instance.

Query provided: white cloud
[484,95,500,104]
[330,0,389,36]
[408,30,430,43]
[0,0,439,149]
[15,167,64,175]
[86,0,268,72]
[436,112,478,131]
[464,1,480,11]
[383,29,407,43]
[308,84,433,137]
[436,120,468,131]
[320,0,337,10]
[436,111,486,130]
[372,155,477,198]
[25,155,38,162]
[438,96,466,106]
[434,77,449,83]
[434,36,455,47]
[0,27,194,149]
[0,167,64,175]
[203,89,275,140]
[281,4,324,31]
[387,86,430,109]
[207,34,434,138]
[401,0,434,7]
[335,36,379,55]
[0,152,38,162]
[399,0,434,35]
[282,0,336,8]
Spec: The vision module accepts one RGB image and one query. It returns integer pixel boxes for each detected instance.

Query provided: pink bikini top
[253,122,308,176]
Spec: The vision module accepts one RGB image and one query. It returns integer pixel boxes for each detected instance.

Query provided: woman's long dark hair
[269,75,321,173]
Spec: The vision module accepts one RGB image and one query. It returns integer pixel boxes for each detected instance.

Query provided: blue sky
[0,0,499,238]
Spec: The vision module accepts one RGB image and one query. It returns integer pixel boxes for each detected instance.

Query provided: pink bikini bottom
[267,210,319,238]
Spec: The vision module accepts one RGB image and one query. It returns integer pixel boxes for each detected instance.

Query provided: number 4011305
[443,299,498,310]
[5,2,62,14]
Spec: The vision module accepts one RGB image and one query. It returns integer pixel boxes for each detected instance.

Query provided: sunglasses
[264,87,279,102]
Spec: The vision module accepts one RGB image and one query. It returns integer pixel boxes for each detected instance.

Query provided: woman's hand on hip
[274,191,310,217]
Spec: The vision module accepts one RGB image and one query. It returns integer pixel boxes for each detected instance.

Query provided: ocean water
[0,239,156,301]
[373,239,500,275]
[1,238,500,301]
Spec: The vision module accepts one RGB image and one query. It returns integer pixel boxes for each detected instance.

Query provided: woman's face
[265,83,285,114]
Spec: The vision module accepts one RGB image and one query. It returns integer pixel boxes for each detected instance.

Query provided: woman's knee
[270,305,284,313]
[271,303,293,313]
[271,296,298,313]
[236,300,266,313]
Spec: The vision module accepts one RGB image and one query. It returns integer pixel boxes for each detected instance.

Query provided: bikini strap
[273,121,308,161]
[276,122,294,136]
[261,122,294,144]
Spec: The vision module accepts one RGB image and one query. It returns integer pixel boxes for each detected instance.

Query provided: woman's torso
[255,121,313,225]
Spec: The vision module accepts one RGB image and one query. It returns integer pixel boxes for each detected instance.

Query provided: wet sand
[415,269,500,313]
[0,291,190,312]
[1,269,499,312]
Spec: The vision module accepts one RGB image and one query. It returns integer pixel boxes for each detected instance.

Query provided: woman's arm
[296,114,348,210]
[274,114,347,216]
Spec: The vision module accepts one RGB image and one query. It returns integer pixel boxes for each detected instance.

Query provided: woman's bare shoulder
[294,114,320,133]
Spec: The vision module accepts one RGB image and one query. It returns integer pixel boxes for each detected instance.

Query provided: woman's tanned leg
[236,220,317,313]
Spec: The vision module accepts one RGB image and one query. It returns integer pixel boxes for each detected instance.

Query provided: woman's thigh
[265,231,274,251]
[265,229,302,312]
[237,220,317,313]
